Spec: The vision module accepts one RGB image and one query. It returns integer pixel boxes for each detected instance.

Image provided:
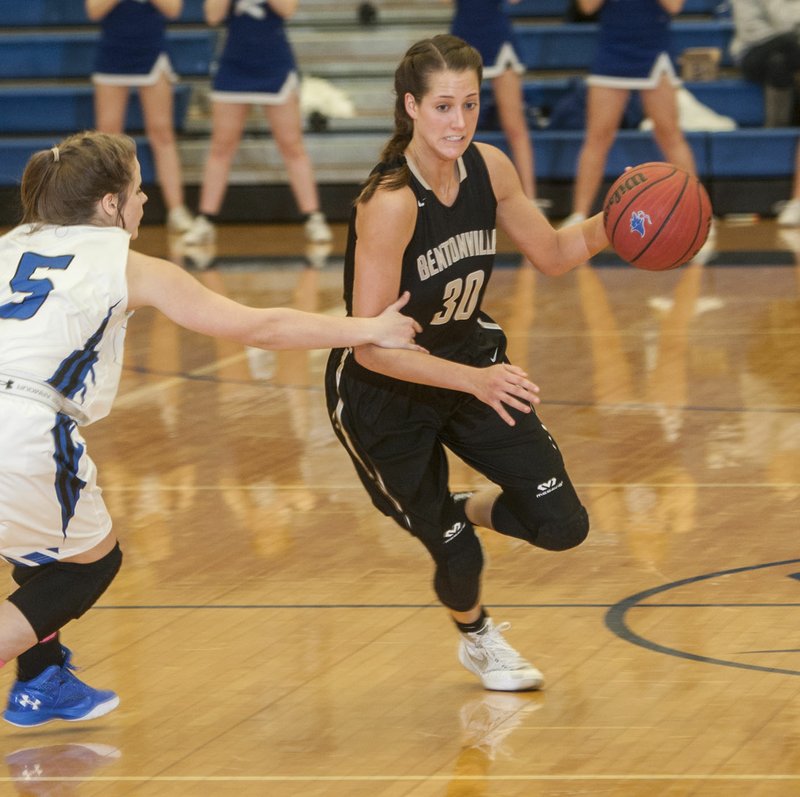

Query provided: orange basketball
[602,162,713,271]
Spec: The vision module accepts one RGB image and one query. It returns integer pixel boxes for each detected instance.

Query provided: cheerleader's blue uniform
[588,0,680,88]
[91,0,176,87]
[451,0,525,79]
[211,0,298,104]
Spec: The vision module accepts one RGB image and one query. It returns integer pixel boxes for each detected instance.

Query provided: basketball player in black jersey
[325,35,611,691]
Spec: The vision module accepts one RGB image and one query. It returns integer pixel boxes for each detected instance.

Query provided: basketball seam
[605,163,712,271]
[609,166,680,266]
[630,172,689,268]
[609,168,678,244]
[671,181,710,268]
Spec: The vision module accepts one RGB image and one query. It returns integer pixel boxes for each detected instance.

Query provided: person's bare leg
[640,78,696,174]
[492,69,536,199]
[140,75,186,211]
[792,143,800,200]
[93,82,130,134]
[264,96,320,214]
[196,102,250,216]
[570,85,630,217]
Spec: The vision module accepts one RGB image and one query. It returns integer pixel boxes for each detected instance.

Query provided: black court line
[193,252,800,270]
[94,603,605,610]
[119,365,800,415]
[96,579,800,678]
[94,601,800,610]
[590,250,798,267]
[605,558,800,677]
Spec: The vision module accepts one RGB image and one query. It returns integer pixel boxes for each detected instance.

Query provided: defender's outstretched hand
[372,291,426,351]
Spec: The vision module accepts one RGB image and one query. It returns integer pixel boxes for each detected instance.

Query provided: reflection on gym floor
[1,218,798,796]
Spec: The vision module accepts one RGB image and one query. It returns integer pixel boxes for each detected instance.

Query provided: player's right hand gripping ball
[603,161,712,270]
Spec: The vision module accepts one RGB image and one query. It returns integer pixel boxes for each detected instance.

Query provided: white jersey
[0,224,130,565]
[0,224,130,424]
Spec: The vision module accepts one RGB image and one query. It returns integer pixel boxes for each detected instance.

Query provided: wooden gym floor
[1,218,799,796]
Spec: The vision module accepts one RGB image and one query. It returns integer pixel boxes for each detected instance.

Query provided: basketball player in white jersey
[0,130,422,727]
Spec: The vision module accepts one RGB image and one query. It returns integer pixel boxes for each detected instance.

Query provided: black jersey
[342,143,498,363]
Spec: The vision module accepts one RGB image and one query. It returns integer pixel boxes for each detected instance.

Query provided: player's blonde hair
[19,131,138,228]
[356,35,483,205]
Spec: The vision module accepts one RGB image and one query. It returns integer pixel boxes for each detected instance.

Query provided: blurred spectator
[729,0,800,127]
[776,143,800,226]
[183,0,332,246]
[449,0,545,208]
[86,0,194,234]
[729,0,800,224]
[561,0,697,226]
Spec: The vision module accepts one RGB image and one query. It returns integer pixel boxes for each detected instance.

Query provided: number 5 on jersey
[0,253,73,320]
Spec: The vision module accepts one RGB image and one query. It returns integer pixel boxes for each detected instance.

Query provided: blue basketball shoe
[3,647,119,727]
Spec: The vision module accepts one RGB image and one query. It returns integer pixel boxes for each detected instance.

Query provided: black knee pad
[493,494,590,552]
[432,532,484,612]
[8,543,123,640]
[535,507,590,551]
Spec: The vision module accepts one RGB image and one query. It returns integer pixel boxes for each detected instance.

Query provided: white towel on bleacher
[300,76,355,120]
[640,87,737,131]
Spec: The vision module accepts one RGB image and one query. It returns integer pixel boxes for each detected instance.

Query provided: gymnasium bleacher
[0,0,796,224]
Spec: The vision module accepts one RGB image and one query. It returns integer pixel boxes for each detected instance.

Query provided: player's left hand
[470,363,541,426]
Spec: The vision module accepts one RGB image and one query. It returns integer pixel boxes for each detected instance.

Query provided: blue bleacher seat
[0,136,155,188]
[513,20,735,71]
[480,77,765,130]
[709,129,799,177]
[0,0,206,26]
[0,86,192,135]
[0,0,792,205]
[0,0,88,26]
[686,79,764,127]
[474,126,800,184]
[0,30,216,79]
[476,129,710,181]
[508,0,731,18]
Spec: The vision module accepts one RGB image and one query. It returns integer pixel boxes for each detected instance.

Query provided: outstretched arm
[479,143,609,275]
[125,250,423,351]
